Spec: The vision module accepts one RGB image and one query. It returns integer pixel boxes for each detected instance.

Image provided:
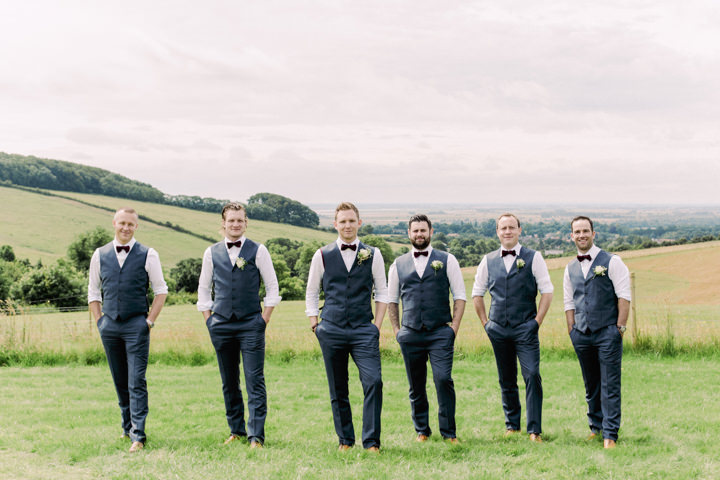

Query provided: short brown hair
[335,202,360,220]
[221,202,247,220]
[408,214,432,230]
[114,207,138,219]
[571,215,594,232]
[496,213,520,229]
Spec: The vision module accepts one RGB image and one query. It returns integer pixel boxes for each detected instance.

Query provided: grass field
[1,358,719,479]
[0,185,336,267]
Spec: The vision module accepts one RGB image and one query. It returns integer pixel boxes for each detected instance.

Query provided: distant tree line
[0,153,319,228]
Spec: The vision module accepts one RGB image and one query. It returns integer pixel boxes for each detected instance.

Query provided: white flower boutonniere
[357,248,372,265]
[236,257,247,270]
[516,259,526,269]
[431,260,444,273]
[593,265,607,277]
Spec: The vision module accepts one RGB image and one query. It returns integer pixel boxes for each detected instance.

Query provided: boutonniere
[516,259,526,269]
[235,257,247,270]
[431,260,443,274]
[592,265,607,277]
[357,248,372,265]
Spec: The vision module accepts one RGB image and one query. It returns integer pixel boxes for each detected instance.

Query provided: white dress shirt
[471,243,554,297]
[196,236,281,312]
[387,246,466,304]
[87,238,168,304]
[305,237,389,317]
[563,244,632,311]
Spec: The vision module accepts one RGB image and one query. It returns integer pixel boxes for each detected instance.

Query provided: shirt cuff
[262,295,282,307]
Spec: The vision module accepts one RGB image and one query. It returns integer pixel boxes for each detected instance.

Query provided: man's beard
[411,237,431,250]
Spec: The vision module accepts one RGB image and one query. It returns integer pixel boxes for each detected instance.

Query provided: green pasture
[1,358,719,479]
[0,186,336,267]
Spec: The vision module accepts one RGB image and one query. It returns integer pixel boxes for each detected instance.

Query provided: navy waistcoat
[567,249,619,333]
[211,239,262,320]
[396,250,452,330]
[320,242,374,328]
[99,242,149,321]
[487,247,538,327]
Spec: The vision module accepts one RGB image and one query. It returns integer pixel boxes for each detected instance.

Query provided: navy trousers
[485,319,543,434]
[315,320,383,448]
[207,312,267,443]
[98,313,150,444]
[570,324,623,441]
[397,325,457,439]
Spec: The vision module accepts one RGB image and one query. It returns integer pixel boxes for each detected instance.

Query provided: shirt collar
[336,237,359,248]
[225,235,246,246]
[577,244,601,259]
[412,246,433,255]
[502,243,521,254]
[113,238,136,250]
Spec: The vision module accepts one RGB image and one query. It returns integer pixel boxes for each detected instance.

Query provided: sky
[1,1,719,206]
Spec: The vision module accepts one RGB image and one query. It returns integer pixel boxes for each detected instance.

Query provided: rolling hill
[0,185,336,267]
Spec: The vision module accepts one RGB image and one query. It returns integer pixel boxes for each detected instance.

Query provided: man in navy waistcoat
[88,207,168,453]
[388,214,466,444]
[197,202,281,449]
[305,202,388,452]
[472,213,553,442]
[564,216,631,449]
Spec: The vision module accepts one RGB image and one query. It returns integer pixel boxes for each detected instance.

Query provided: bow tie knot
[577,254,592,262]
[227,240,242,249]
[414,251,429,258]
[116,245,130,253]
[501,249,516,257]
[341,243,357,251]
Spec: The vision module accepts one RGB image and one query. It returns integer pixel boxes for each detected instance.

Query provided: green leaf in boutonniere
[236,257,247,270]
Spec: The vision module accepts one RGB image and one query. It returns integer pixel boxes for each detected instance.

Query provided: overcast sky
[1,1,719,206]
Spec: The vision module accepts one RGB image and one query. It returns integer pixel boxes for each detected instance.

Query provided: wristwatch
[617,325,626,334]
[147,319,155,329]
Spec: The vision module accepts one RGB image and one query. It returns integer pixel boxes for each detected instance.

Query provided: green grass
[0,185,336,267]
[1,358,719,479]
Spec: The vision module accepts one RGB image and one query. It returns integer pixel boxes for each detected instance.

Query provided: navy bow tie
[116,245,130,253]
[414,251,429,258]
[501,250,516,257]
[227,240,242,249]
[341,243,357,251]
[577,254,592,262]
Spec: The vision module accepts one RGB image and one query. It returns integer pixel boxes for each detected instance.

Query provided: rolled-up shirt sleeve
[196,247,214,312]
[446,253,467,301]
[304,249,324,317]
[256,244,282,307]
[563,266,575,311]
[146,248,168,295]
[87,249,102,304]
[609,255,632,302]
[387,261,400,304]
[371,248,389,304]
[531,251,554,294]
[471,256,489,297]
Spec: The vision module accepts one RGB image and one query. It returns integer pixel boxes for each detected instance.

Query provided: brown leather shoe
[416,434,429,443]
[129,441,144,453]
[445,437,460,445]
[604,439,617,449]
[529,433,542,443]
[250,440,263,449]
[224,434,244,445]
[338,444,352,452]
[366,446,380,453]
[586,431,600,441]
[504,429,520,437]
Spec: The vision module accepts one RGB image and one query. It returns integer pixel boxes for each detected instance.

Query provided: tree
[169,258,203,293]
[10,259,86,308]
[247,192,319,228]
[67,227,113,272]
[0,245,15,262]
[360,235,394,273]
